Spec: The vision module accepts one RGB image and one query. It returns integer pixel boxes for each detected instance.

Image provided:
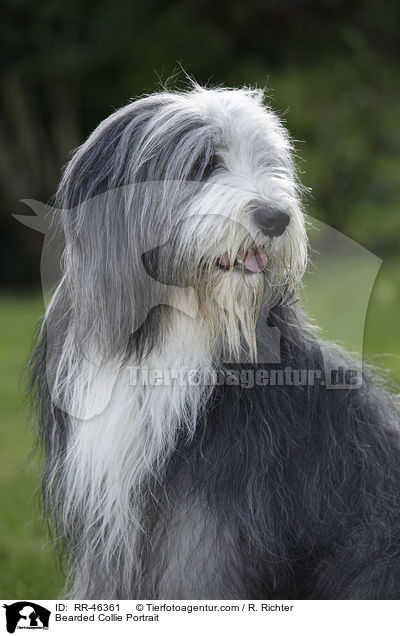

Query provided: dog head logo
[2,602,50,633]
[15,188,381,417]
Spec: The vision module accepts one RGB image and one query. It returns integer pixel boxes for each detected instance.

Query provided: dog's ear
[58,101,163,207]
[58,112,136,206]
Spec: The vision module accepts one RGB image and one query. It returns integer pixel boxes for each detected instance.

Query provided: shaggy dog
[32,84,400,599]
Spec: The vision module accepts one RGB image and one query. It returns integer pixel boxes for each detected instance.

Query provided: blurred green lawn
[0,257,399,599]
[0,294,64,599]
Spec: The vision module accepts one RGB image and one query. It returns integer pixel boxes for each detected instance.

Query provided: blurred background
[0,0,399,598]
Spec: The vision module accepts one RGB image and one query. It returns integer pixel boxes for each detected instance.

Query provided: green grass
[0,294,63,599]
[0,258,399,598]
[301,239,400,382]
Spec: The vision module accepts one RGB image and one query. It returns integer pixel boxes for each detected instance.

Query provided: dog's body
[32,85,400,599]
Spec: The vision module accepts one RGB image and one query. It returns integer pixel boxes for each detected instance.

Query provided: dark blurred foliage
[1,0,399,287]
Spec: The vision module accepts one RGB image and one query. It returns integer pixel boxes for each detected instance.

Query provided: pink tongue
[243,251,268,273]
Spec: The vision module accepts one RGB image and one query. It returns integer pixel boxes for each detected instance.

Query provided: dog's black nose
[253,206,290,237]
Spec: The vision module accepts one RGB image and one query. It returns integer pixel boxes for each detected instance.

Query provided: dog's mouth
[218,247,268,274]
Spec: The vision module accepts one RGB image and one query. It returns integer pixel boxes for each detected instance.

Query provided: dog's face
[57,86,308,361]
[139,88,307,358]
